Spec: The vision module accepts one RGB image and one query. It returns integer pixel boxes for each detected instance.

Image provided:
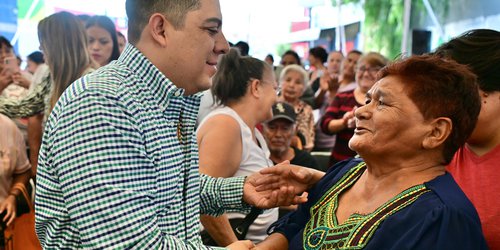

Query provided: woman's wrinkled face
[280,70,305,102]
[349,75,432,158]
[355,60,382,93]
[87,25,113,66]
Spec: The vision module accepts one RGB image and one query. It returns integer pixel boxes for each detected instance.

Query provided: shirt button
[174,89,182,97]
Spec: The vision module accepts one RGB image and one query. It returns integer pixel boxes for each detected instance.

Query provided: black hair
[309,46,328,63]
[27,51,45,64]
[0,36,13,50]
[85,15,121,63]
[125,0,201,44]
[211,48,270,106]
[234,41,250,56]
[434,29,500,92]
[281,50,301,65]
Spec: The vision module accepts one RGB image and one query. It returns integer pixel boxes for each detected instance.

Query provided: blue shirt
[270,158,488,250]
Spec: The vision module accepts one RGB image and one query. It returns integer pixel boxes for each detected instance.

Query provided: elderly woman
[256,55,487,249]
[279,65,315,151]
[320,52,388,166]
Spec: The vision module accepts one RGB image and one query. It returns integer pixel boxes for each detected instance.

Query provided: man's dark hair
[234,41,250,56]
[125,0,201,44]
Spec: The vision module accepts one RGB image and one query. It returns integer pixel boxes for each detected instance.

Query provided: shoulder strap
[233,207,262,235]
[11,182,34,211]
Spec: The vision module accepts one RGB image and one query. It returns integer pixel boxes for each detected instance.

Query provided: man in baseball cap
[263,102,318,170]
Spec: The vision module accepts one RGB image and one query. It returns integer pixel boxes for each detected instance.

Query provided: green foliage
[364,0,405,59]
[330,0,448,59]
[17,0,45,19]
[276,43,292,58]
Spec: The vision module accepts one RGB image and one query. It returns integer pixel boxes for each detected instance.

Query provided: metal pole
[422,0,445,38]
[401,0,412,56]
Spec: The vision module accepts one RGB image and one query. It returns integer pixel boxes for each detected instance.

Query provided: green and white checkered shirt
[35,44,249,249]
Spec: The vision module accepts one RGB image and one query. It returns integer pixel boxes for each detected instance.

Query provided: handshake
[227,161,325,250]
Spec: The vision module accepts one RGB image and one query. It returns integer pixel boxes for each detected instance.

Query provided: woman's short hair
[357,52,389,69]
[279,64,309,86]
[85,15,120,63]
[27,51,45,64]
[434,29,500,93]
[309,46,328,63]
[125,0,201,44]
[378,55,481,164]
[211,48,270,106]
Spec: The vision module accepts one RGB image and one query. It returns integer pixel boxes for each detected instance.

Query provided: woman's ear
[422,117,452,149]
[249,79,262,98]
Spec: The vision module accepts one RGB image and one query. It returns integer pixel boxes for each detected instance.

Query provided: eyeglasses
[275,85,282,96]
[357,66,381,75]
[259,78,281,96]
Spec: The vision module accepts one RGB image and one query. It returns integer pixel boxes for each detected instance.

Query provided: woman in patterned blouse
[278,65,315,151]
[256,55,487,250]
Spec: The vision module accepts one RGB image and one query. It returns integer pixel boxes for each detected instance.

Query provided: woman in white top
[197,48,279,246]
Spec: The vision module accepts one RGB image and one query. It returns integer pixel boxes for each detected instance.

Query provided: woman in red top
[437,29,500,250]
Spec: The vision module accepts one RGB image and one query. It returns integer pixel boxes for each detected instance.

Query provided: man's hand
[243,161,325,208]
[254,162,325,196]
[227,240,255,250]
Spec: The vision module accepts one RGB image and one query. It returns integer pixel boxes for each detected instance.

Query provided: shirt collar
[119,43,186,107]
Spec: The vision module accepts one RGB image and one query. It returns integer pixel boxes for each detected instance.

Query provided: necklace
[177,110,184,143]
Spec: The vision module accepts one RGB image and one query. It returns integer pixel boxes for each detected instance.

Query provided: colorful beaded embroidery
[303,162,430,249]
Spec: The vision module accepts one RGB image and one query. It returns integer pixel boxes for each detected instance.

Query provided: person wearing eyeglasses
[320,52,388,167]
[196,48,280,246]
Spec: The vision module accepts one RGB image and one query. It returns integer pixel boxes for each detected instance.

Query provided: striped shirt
[320,90,361,165]
[35,44,249,249]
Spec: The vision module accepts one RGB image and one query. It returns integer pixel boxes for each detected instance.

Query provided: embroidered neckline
[303,162,430,249]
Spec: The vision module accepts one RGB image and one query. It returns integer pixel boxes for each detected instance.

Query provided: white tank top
[198,106,278,243]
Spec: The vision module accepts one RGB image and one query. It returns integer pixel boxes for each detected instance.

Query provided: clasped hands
[228,162,324,250]
[242,161,324,209]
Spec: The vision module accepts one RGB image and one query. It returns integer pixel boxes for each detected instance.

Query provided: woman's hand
[0,195,17,226]
[227,240,255,249]
[343,106,357,128]
[255,162,325,194]
[11,72,31,88]
[0,68,13,92]
[319,73,339,92]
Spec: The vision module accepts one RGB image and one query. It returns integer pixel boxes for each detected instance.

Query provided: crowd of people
[0,0,498,249]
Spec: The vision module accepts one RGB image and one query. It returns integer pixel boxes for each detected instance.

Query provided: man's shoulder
[65,63,132,102]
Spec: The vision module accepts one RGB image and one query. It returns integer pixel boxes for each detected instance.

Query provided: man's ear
[147,13,170,47]
[422,117,452,149]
